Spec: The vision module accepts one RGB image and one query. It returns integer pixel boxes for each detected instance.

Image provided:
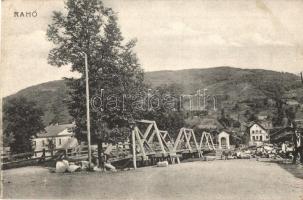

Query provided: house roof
[36,124,75,138]
[286,100,299,106]
[247,121,267,131]
[218,130,232,136]
[219,130,242,139]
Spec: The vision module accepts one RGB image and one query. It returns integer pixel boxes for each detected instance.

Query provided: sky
[1,0,303,97]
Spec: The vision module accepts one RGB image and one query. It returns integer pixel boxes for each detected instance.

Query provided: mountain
[3,67,303,125]
[3,80,72,125]
[145,66,299,94]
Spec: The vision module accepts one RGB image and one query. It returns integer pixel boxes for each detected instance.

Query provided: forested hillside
[3,67,303,125]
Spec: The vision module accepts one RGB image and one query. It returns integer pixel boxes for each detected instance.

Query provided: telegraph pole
[84,52,92,169]
[198,89,201,110]
[300,72,303,84]
[147,88,152,111]
[203,88,208,110]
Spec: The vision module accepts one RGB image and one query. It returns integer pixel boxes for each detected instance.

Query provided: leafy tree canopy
[47,0,145,142]
[142,84,186,138]
[3,97,44,153]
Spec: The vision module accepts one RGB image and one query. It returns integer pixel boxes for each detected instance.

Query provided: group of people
[280,130,303,164]
[292,130,303,164]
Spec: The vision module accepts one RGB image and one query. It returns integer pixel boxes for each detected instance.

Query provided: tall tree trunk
[97,139,103,169]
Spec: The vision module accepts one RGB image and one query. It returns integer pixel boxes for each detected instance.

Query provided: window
[260,136,263,141]
[252,136,255,140]
[252,130,255,134]
[42,140,45,146]
[256,136,259,140]
[59,138,62,145]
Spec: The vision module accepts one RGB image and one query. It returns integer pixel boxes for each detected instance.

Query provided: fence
[1,148,71,169]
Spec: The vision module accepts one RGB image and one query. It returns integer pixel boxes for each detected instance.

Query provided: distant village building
[33,123,76,156]
[218,131,230,149]
[257,115,267,121]
[248,122,270,146]
[286,100,300,106]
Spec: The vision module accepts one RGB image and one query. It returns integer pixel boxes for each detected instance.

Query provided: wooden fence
[1,147,87,169]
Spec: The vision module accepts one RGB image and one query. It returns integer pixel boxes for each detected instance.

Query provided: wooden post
[154,123,166,155]
[187,131,192,141]
[200,132,205,148]
[173,128,184,151]
[176,156,180,164]
[209,133,216,150]
[206,135,211,149]
[134,127,147,159]
[191,130,200,157]
[143,124,153,138]
[162,131,168,140]
[132,130,137,169]
[301,72,303,84]
[147,130,156,144]
[183,130,192,152]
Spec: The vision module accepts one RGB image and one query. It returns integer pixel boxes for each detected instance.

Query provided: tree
[285,106,297,126]
[3,97,44,153]
[218,108,230,128]
[241,131,250,145]
[244,110,257,122]
[47,0,145,142]
[3,132,15,148]
[256,77,286,126]
[142,84,186,138]
[50,96,66,125]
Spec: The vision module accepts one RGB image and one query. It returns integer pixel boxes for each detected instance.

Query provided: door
[221,137,227,148]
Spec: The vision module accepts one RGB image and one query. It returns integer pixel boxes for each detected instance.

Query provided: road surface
[2,159,303,200]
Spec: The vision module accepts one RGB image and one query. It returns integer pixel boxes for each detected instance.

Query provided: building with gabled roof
[218,130,230,149]
[248,122,270,146]
[33,123,76,155]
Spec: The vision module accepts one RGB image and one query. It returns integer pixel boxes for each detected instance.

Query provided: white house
[218,131,230,149]
[33,123,76,156]
[248,122,269,146]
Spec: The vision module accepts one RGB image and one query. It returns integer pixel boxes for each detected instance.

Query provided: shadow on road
[276,163,303,179]
[257,159,303,179]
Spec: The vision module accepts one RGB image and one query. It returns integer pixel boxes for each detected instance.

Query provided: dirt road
[2,160,303,200]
